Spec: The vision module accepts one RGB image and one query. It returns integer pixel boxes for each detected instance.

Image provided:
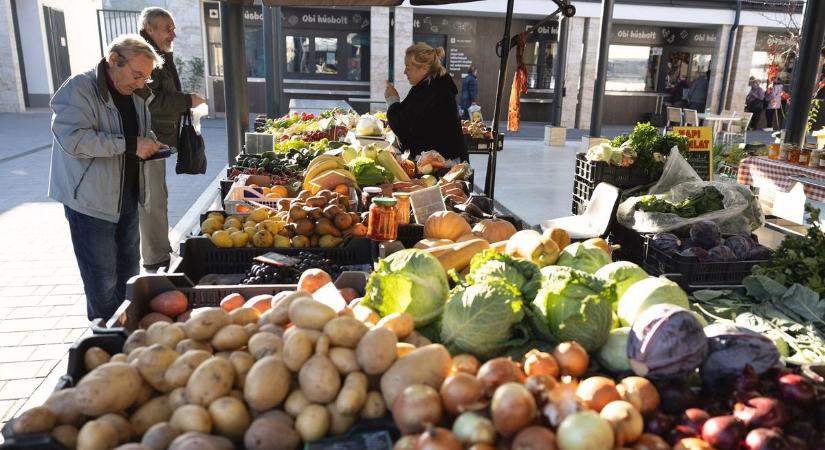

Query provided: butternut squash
[433,239,490,274]
[413,239,454,250]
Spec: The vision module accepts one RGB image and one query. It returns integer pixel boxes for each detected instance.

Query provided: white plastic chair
[666,107,683,127]
[683,109,700,126]
[541,183,620,240]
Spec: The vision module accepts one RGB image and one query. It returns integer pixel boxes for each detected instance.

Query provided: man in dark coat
[137,7,206,271]
[460,66,479,120]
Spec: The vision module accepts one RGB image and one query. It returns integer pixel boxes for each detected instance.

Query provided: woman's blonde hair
[406,43,447,81]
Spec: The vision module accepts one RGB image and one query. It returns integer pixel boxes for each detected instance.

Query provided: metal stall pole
[589,0,615,138]
[220,1,249,162]
[784,0,825,147]
[551,16,569,127]
[263,6,283,119]
[487,0,517,201]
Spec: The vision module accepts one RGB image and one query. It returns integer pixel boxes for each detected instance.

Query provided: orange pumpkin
[472,218,517,243]
[423,211,472,241]
[542,227,571,250]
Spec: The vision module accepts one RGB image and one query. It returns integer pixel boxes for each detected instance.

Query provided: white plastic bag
[468,104,482,122]
[355,114,383,137]
[191,103,209,134]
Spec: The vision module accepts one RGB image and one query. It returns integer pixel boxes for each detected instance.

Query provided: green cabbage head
[363,249,449,326]
[557,242,612,274]
[466,250,542,300]
[595,261,650,309]
[597,327,631,373]
[530,266,614,352]
[617,277,689,327]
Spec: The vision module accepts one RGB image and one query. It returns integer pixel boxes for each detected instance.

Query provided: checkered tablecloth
[737,156,825,202]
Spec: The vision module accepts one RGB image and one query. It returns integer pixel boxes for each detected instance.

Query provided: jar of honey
[799,147,812,166]
[768,143,780,160]
[361,187,382,212]
[787,145,801,164]
[392,192,411,224]
[367,198,398,241]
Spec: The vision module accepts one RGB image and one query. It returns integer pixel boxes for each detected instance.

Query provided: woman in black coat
[385,44,467,162]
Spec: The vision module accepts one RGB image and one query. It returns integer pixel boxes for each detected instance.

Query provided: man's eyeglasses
[116,52,153,84]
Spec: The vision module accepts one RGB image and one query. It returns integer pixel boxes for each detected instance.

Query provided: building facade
[2,0,812,130]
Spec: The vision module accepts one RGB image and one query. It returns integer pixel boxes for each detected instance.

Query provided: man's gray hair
[139,7,173,31]
[106,34,163,69]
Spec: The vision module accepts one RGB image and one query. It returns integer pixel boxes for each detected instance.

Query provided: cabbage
[617,277,689,327]
[585,143,612,162]
[530,266,614,352]
[594,261,649,308]
[557,242,612,274]
[440,281,527,359]
[466,250,542,300]
[363,249,449,326]
[597,327,631,373]
[347,156,388,186]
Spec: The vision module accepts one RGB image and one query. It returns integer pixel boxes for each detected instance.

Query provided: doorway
[43,6,71,90]
[659,48,712,104]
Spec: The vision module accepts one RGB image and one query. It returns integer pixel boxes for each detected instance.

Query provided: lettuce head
[466,250,542,300]
[363,249,449,326]
[557,242,612,274]
[348,156,388,186]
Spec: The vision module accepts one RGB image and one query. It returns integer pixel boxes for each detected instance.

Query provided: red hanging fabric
[508,33,528,133]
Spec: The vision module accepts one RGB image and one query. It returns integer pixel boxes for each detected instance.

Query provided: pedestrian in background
[686,69,710,112]
[137,7,206,271]
[460,66,479,120]
[746,78,765,130]
[765,77,785,131]
[48,35,164,319]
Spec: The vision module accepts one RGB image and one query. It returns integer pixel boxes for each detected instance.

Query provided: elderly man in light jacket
[48,34,164,320]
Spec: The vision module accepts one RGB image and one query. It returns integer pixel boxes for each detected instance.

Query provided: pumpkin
[413,238,454,249]
[472,218,517,243]
[584,237,611,255]
[456,233,482,243]
[543,227,571,250]
[423,211,472,241]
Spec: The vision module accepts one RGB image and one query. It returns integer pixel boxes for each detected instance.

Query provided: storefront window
[245,27,265,78]
[524,41,556,90]
[314,37,338,75]
[346,33,368,81]
[286,36,311,74]
[689,53,711,83]
[607,45,660,92]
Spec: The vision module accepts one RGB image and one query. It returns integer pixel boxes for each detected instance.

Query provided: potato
[12,406,55,434]
[282,328,313,372]
[175,339,212,354]
[146,322,185,348]
[337,307,354,318]
[45,388,82,426]
[282,327,321,345]
[402,331,432,348]
[298,337,341,404]
[262,291,308,327]
[295,404,330,442]
[376,313,415,339]
[130,395,173,438]
[228,389,244,402]
[168,432,233,450]
[396,343,416,358]
[210,324,250,351]
[351,304,379,325]
[168,388,188,410]
[298,269,333,294]
[110,353,128,363]
[243,294,273,313]
[255,410,293,427]
[84,347,111,371]
[244,323,259,335]
[184,308,230,341]
[124,330,148,354]
[244,417,300,450]
[185,357,234,406]
[220,293,245,312]
[288,297,336,330]
[137,344,180,392]
[164,350,211,389]
[229,351,256,389]
[149,290,188,317]
[133,379,156,408]
[98,413,131,444]
[51,424,78,449]
[356,327,397,375]
[176,310,192,323]
[243,356,290,411]
[335,372,368,415]
[214,351,232,359]
[326,403,357,436]
[257,324,284,336]
[74,362,142,416]
[112,443,152,450]
[142,422,179,450]
[77,420,119,450]
[380,344,452,408]
[127,347,148,364]
[360,391,386,419]
[170,404,212,434]
[208,396,250,441]
[284,389,310,418]
[329,347,360,375]
[247,332,282,359]
[140,312,174,329]
[323,317,368,348]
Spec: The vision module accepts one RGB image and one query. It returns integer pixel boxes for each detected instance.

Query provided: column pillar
[0,0,24,112]
[727,26,758,113]
[560,17,585,129]
[393,6,414,99]
[707,25,731,114]
[577,18,601,130]
[370,7,390,106]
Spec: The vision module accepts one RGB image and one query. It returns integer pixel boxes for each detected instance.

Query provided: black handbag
[176,111,207,175]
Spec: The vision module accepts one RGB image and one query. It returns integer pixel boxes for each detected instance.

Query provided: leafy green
[610,123,689,181]
[617,277,690,326]
[440,281,529,359]
[556,242,612,274]
[636,186,724,218]
[594,261,650,309]
[363,249,449,326]
[347,156,388,186]
[466,250,542,300]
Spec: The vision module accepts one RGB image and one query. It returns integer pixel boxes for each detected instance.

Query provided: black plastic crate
[575,153,650,188]
[171,236,372,285]
[397,224,424,248]
[609,223,646,264]
[717,162,739,181]
[465,132,504,154]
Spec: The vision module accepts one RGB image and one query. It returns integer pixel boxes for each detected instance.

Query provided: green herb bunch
[610,123,689,181]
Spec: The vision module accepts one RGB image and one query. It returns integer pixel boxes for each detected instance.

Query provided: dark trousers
[749,107,763,130]
[65,188,140,320]
[766,108,784,130]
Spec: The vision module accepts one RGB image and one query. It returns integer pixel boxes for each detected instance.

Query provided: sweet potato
[150,290,188,317]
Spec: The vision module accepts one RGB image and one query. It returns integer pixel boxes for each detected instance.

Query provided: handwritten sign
[673,127,713,181]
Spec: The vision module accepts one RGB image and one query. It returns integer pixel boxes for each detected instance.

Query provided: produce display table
[737,156,825,202]
[288,99,352,116]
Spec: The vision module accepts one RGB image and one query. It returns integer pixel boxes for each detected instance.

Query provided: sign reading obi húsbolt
[612,25,717,48]
[673,127,714,181]
[284,8,369,30]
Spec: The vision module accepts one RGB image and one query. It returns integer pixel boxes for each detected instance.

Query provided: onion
[777,374,816,406]
[700,416,746,450]
[631,433,670,450]
[477,357,524,395]
[666,425,699,445]
[393,434,420,450]
[552,342,589,377]
[744,428,790,450]
[657,383,697,414]
[643,412,674,437]
[600,400,643,445]
[511,426,557,450]
[452,354,481,375]
[556,411,614,450]
[524,374,557,402]
[673,437,715,450]
[441,372,486,416]
[467,445,497,450]
[523,350,560,378]
[452,412,496,445]
[617,377,660,414]
[417,425,462,450]
[679,408,710,434]
[392,384,443,435]
[542,377,584,428]
[733,397,787,429]
[576,376,620,412]
[491,382,537,437]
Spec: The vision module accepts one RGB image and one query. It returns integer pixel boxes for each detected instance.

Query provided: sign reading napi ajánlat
[673,127,714,181]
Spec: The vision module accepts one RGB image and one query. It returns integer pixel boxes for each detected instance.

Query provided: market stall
[737,155,825,204]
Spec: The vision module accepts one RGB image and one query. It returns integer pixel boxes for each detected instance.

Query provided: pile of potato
[11,271,453,450]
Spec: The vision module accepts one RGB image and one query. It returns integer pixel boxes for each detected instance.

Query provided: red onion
[744,428,790,450]
[679,408,710,434]
[733,397,787,428]
[477,357,524,396]
[777,374,816,406]
[667,425,700,445]
[701,416,746,450]
[658,383,698,414]
[644,412,674,437]
[392,384,443,435]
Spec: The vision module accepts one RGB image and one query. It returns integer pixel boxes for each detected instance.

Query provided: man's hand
[384,83,399,100]
[191,94,206,108]
[136,137,163,160]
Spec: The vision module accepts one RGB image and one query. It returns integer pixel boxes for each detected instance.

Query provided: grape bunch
[240,252,342,285]
[302,130,329,142]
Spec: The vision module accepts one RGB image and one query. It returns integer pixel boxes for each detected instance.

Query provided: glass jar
[809,149,822,168]
[361,187,382,211]
[367,198,398,241]
[392,192,411,225]
[787,145,801,164]
[799,147,812,166]
[768,143,781,160]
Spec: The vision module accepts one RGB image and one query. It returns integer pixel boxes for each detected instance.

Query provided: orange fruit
[334,184,350,196]
[269,185,289,199]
